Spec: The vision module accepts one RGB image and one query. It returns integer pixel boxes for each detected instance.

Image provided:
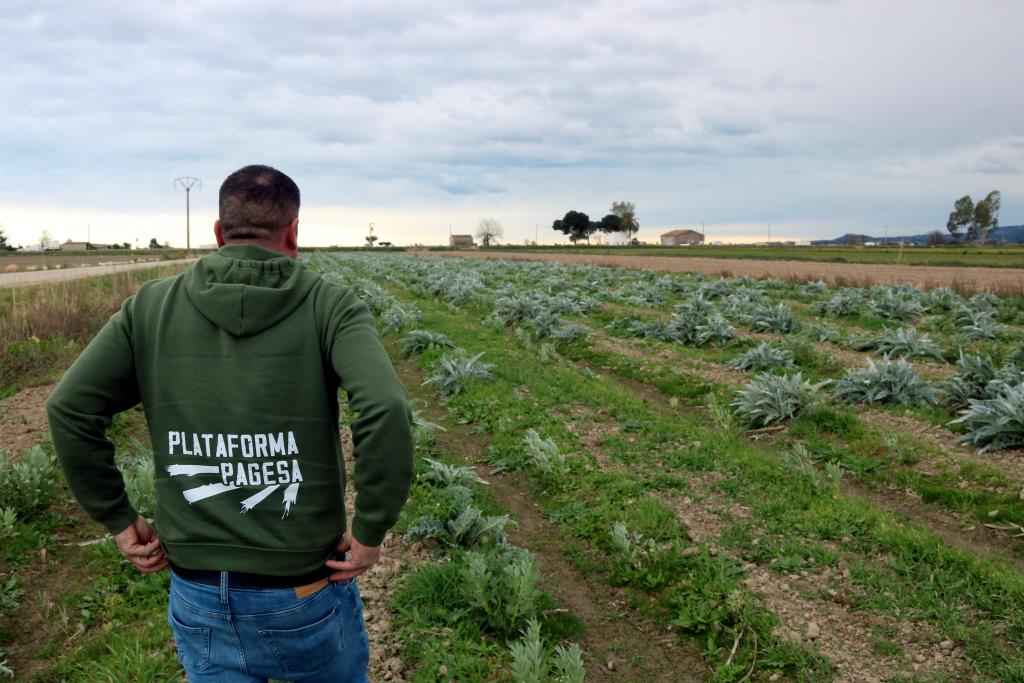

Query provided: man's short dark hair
[218,165,300,241]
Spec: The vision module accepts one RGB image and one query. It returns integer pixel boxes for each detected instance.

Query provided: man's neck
[223,239,296,259]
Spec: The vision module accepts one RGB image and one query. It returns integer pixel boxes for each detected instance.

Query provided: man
[46,165,414,682]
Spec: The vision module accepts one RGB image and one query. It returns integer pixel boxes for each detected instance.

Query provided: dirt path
[0,258,197,288]
[414,250,1024,295]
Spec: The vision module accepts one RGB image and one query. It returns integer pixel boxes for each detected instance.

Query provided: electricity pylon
[174,177,202,251]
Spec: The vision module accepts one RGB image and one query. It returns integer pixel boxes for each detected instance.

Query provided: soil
[417,251,1024,296]
[0,382,55,457]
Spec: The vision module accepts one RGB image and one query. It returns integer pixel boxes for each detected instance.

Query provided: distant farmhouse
[660,229,704,246]
[597,231,629,246]
[449,234,475,248]
[61,240,113,251]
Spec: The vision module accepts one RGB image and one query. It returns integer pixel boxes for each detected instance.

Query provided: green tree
[968,190,1000,243]
[598,214,623,233]
[611,201,638,243]
[946,195,973,242]
[552,210,593,244]
[0,222,9,251]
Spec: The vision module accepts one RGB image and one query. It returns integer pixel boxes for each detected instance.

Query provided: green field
[3,251,1024,681]
[473,244,1024,268]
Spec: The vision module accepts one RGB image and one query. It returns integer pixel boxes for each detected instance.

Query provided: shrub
[921,287,963,313]
[380,303,422,336]
[732,372,825,426]
[954,308,1002,340]
[832,357,936,406]
[804,323,841,343]
[938,352,997,409]
[816,288,865,317]
[399,330,454,357]
[696,279,734,300]
[741,303,800,333]
[850,327,944,361]
[798,280,829,297]
[868,289,923,321]
[671,302,736,346]
[726,342,796,373]
[423,351,495,396]
[950,383,1024,452]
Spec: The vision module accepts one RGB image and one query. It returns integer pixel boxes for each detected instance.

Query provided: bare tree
[475,218,503,247]
[611,201,638,243]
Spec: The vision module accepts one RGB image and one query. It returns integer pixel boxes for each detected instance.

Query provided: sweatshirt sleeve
[326,288,414,547]
[46,297,142,535]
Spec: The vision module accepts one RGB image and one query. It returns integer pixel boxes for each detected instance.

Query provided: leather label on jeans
[294,578,328,599]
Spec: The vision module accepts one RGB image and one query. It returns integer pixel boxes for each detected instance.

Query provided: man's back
[47,244,414,574]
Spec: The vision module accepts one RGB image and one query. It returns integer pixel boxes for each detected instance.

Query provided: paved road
[0,258,197,288]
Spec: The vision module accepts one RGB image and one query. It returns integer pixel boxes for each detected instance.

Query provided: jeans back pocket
[168,608,212,672]
[258,603,344,674]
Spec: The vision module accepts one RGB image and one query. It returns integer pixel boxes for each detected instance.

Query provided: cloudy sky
[1,0,1022,247]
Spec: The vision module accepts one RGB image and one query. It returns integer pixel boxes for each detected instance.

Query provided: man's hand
[325,533,380,582]
[113,516,168,574]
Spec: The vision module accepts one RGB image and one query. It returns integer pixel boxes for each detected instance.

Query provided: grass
[0,265,187,395]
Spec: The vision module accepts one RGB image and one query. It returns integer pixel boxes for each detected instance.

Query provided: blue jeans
[168,569,370,683]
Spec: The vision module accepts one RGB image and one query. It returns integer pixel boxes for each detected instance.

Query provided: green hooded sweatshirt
[46,244,414,575]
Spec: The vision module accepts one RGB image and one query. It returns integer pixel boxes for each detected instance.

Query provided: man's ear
[283,217,299,256]
[214,220,225,247]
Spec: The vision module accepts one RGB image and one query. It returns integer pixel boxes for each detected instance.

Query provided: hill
[811,225,1024,246]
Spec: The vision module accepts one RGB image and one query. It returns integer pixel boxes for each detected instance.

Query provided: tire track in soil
[578,326,1024,567]
[396,358,708,682]
[560,404,970,682]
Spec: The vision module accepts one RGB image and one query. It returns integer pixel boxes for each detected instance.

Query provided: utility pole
[174,177,202,252]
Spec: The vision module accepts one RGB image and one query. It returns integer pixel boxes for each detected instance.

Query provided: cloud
[0,0,1022,246]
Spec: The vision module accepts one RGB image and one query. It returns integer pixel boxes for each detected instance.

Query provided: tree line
[552,201,638,244]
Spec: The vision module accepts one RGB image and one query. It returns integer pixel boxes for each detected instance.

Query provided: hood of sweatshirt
[184,244,319,337]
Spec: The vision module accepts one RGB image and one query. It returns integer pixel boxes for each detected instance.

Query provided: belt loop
[220,571,229,605]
